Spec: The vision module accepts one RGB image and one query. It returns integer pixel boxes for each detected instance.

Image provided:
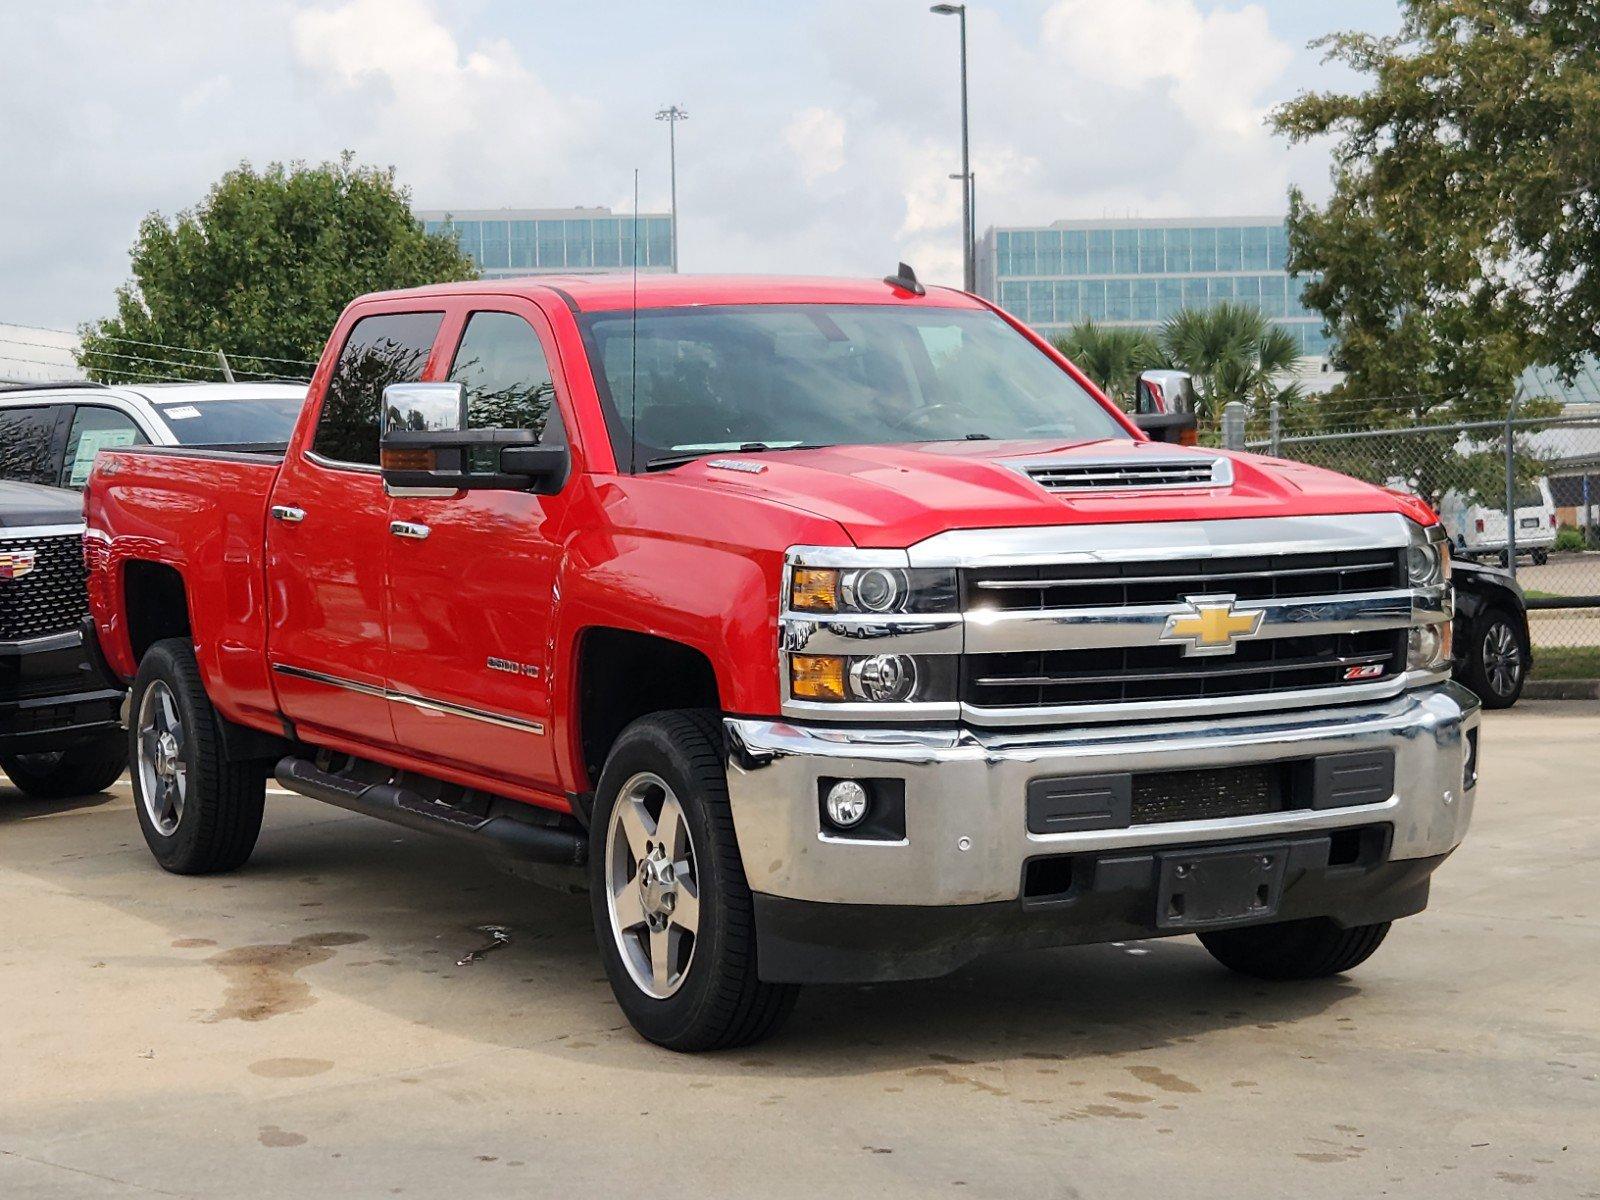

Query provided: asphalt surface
[2,701,1596,1199]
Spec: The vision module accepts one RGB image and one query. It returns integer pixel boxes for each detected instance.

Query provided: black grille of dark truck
[964,548,1405,612]
[0,533,89,641]
[965,629,1408,709]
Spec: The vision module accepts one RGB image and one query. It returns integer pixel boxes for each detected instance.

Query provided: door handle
[270,505,306,524]
[390,521,430,540]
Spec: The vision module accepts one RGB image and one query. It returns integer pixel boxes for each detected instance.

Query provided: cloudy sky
[2,0,1401,330]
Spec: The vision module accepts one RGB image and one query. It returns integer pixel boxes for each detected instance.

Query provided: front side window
[313,311,443,466]
[579,304,1127,471]
[0,405,61,485]
[449,311,564,444]
[61,407,146,488]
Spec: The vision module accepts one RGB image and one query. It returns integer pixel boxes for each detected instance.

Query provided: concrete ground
[2,703,1596,1199]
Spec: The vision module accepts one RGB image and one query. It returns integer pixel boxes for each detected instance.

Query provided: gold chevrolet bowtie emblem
[1160,595,1263,657]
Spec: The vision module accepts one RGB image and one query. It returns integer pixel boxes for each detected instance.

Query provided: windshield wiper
[644,442,832,472]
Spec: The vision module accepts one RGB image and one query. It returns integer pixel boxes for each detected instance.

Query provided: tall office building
[415,207,676,278]
[976,216,1330,358]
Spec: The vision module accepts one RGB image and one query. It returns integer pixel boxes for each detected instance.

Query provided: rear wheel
[0,733,127,799]
[1464,608,1527,709]
[589,710,799,1051]
[1531,548,1549,566]
[1199,918,1390,980]
[129,638,265,874]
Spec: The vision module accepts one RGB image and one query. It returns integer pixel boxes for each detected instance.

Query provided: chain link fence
[1224,408,1600,680]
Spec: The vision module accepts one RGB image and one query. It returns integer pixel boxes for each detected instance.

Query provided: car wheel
[1531,548,1549,566]
[1465,609,1527,709]
[589,710,799,1052]
[0,732,127,799]
[129,638,266,874]
[1199,918,1391,980]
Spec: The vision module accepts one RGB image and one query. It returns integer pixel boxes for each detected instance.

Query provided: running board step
[274,756,586,866]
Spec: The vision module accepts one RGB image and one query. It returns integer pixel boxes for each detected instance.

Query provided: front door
[385,304,573,794]
[266,308,446,749]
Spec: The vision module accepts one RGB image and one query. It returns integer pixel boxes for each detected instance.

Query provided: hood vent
[1011,455,1233,493]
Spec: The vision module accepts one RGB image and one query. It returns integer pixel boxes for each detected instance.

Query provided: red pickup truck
[84,273,1479,1051]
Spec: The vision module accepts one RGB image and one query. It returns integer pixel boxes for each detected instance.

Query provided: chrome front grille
[0,532,88,641]
[1013,455,1231,492]
[965,629,1407,710]
[967,549,1405,612]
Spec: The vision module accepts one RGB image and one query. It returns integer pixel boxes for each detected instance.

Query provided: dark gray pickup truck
[0,479,125,798]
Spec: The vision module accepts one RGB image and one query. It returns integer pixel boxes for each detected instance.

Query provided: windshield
[153,395,304,447]
[579,304,1127,470]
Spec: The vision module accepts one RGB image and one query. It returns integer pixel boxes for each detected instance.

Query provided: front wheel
[1531,548,1549,566]
[1464,608,1527,708]
[0,732,127,799]
[1199,918,1390,980]
[589,710,799,1051]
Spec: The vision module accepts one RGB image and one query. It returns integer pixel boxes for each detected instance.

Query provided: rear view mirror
[1133,370,1199,446]
[380,382,568,494]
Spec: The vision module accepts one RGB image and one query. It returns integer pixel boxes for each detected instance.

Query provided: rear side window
[0,406,61,485]
[313,312,443,466]
[449,311,564,445]
[61,406,147,489]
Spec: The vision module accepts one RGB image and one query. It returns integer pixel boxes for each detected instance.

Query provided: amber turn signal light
[381,448,436,471]
[790,654,847,701]
[790,568,839,613]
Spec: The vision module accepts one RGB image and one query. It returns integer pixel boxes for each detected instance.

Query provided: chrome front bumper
[724,682,1480,907]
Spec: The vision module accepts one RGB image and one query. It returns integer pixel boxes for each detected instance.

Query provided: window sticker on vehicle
[68,428,140,487]
[163,405,203,420]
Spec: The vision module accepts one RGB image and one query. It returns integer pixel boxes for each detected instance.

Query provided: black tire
[589,710,799,1052]
[128,638,265,874]
[0,732,127,799]
[1199,918,1391,980]
[1463,606,1527,709]
[1531,548,1549,566]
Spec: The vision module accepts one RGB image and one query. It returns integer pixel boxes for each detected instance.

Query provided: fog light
[848,653,918,702]
[825,780,870,828]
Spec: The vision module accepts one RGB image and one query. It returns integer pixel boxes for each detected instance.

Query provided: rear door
[383,301,575,793]
[0,404,69,486]
[266,307,445,750]
[57,405,148,489]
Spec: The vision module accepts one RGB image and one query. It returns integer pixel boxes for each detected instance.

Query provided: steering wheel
[887,402,976,435]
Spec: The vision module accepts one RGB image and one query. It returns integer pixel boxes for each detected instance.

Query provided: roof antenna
[629,168,640,475]
[884,261,925,296]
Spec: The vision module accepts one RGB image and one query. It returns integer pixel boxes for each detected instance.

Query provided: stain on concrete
[1496,1173,1536,1186]
[248,1058,335,1078]
[204,932,368,1023]
[1128,1065,1202,1094]
[258,1125,307,1148]
[171,938,217,949]
[908,1066,1008,1097]
[1105,1091,1153,1104]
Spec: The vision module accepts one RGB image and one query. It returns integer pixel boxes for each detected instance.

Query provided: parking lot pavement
[2,704,1596,1200]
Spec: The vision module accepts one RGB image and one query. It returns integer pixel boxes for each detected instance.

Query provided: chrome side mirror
[1134,370,1199,445]
[380,381,568,495]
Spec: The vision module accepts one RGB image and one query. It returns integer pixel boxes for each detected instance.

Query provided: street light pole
[655,105,689,271]
[931,4,973,291]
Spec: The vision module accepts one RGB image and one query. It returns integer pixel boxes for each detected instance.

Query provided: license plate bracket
[1155,842,1289,930]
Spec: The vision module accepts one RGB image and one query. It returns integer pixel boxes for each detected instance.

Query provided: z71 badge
[486,656,540,679]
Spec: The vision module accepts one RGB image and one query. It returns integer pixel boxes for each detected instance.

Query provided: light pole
[655,105,688,271]
[931,4,973,291]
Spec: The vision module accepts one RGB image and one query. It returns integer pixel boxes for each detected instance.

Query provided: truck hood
[0,479,83,529]
[665,438,1431,548]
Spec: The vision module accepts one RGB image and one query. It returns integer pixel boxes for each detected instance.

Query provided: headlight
[789,566,957,615]
[1407,542,1447,587]
[790,653,956,703]
[1407,621,1453,671]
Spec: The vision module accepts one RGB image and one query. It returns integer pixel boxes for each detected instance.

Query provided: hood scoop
[1008,454,1233,493]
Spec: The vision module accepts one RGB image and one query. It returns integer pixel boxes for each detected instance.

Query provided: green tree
[79,154,476,383]
[1050,320,1161,409]
[1156,302,1307,424]
[1272,0,1600,424]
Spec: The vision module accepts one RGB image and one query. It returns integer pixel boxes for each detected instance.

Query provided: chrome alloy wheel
[136,680,188,836]
[1483,620,1523,698]
[605,771,701,999]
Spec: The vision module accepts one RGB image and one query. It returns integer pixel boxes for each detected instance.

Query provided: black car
[1452,558,1532,708]
[1,479,126,797]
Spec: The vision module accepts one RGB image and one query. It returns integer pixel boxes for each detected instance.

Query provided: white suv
[0,381,306,490]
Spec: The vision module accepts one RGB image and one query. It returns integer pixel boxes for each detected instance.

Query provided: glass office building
[415,207,676,277]
[977,216,1330,358]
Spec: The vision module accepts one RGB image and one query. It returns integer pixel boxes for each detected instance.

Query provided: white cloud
[784,107,847,184]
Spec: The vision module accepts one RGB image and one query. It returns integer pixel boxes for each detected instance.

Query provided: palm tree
[1158,303,1305,422]
[1050,320,1162,409]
